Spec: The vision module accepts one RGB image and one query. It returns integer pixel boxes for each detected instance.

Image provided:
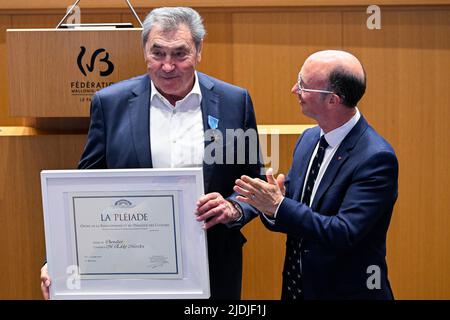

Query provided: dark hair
[327,66,366,108]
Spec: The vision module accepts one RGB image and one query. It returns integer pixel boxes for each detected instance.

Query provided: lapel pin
[208,115,219,130]
[207,115,220,143]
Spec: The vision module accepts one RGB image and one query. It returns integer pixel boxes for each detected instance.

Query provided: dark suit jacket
[78,72,262,299]
[262,116,398,300]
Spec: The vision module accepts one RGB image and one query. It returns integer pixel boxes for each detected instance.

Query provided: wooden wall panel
[197,12,234,84]
[343,8,450,299]
[1,0,450,10]
[11,14,61,28]
[10,13,122,28]
[0,15,22,126]
[0,133,86,299]
[241,133,301,299]
[232,11,342,124]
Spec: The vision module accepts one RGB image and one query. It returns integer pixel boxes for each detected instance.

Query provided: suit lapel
[127,75,153,168]
[311,116,369,209]
[198,73,220,193]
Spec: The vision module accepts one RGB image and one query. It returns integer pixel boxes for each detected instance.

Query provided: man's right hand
[40,263,51,300]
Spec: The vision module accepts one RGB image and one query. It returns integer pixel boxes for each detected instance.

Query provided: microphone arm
[56,0,143,29]
[125,0,143,27]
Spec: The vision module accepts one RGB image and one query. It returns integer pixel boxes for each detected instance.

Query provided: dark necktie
[301,135,329,207]
[283,135,329,300]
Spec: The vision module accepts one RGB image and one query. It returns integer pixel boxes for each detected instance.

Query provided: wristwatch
[227,200,244,222]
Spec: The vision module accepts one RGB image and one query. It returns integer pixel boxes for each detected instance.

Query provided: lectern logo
[70,46,115,101]
[77,46,114,77]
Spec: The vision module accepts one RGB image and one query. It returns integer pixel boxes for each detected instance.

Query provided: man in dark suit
[41,7,261,300]
[234,50,398,300]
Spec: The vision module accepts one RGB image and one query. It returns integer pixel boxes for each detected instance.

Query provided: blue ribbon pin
[208,115,219,129]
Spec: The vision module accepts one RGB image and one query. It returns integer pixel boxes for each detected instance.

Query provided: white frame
[41,168,209,300]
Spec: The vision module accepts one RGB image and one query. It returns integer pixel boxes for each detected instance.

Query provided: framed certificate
[40,168,209,299]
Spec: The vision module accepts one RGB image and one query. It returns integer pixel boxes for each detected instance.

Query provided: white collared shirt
[270,108,361,220]
[300,108,361,206]
[149,72,205,168]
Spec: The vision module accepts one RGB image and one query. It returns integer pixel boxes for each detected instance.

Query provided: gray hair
[142,7,206,51]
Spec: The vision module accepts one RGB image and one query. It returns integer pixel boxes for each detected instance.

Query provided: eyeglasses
[297,75,336,96]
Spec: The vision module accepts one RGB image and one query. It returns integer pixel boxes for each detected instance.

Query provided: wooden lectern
[7,28,146,118]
